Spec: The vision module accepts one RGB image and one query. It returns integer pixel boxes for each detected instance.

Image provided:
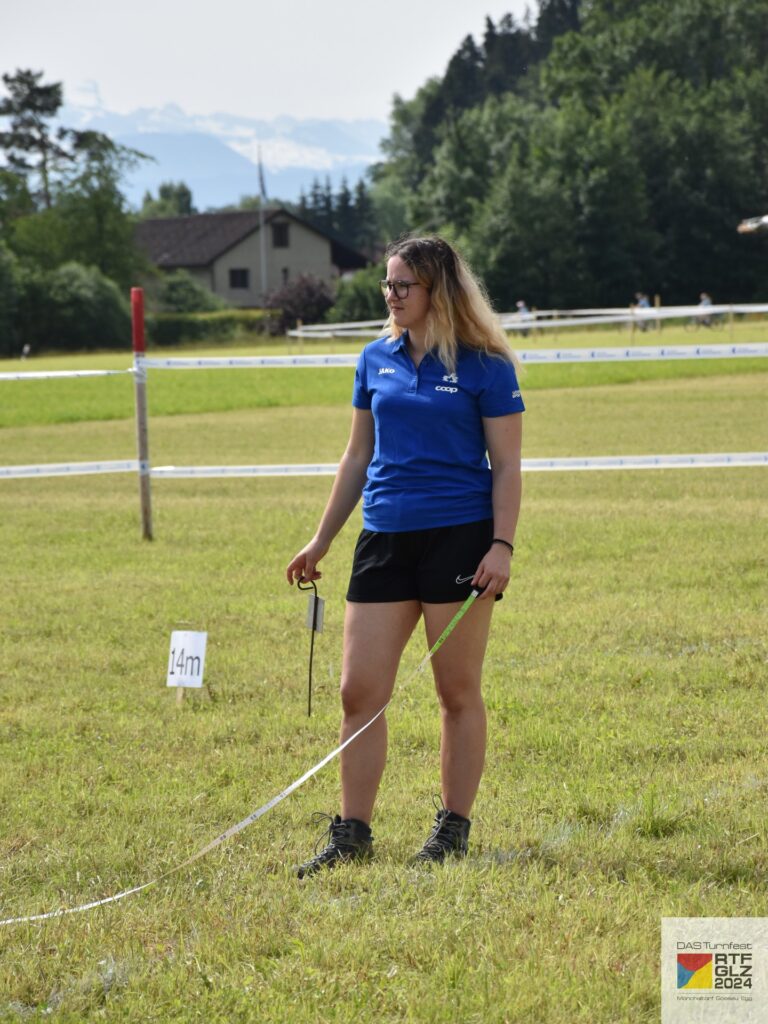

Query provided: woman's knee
[435,679,484,716]
[340,675,384,718]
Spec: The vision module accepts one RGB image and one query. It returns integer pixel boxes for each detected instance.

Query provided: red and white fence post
[131,287,153,541]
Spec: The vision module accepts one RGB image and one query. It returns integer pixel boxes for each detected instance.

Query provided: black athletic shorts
[346,518,502,604]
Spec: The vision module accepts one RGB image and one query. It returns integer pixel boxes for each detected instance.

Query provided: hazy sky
[2,0,534,122]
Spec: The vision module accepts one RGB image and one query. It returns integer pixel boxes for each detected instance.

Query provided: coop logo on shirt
[436,372,459,394]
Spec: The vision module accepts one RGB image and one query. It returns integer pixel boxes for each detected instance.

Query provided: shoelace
[420,796,466,854]
[308,813,358,859]
[421,813,461,853]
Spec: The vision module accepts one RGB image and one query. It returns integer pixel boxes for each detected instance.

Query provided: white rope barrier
[2,453,766,481]
[517,343,768,363]
[522,453,768,471]
[500,304,768,331]
[140,354,358,369]
[133,343,768,371]
[0,369,133,381]
[3,342,767,381]
[141,453,768,475]
[152,463,339,478]
[0,460,138,479]
[291,303,768,338]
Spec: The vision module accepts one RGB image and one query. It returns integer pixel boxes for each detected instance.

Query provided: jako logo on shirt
[435,385,458,393]
[378,367,395,375]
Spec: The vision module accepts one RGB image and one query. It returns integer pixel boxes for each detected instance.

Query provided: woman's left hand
[472,544,512,600]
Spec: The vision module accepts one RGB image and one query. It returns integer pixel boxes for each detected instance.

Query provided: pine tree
[483,15,536,95]
[335,177,354,241]
[308,177,325,227]
[320,176,334,234]
[0,69,69,208]
[352,179,377,254]
[536,0,581,57]
[442,35,485,113]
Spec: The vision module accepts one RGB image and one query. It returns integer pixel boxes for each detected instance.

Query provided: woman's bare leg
[422,599,495,818]
[339,600,422,824]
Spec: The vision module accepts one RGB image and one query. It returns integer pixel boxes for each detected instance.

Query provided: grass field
[0,329,767,1022]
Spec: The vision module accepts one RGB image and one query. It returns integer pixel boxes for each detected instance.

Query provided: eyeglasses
[379,279,425,300]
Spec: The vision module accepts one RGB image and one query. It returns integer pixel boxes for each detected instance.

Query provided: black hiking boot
[297,813,373,879]
[414,800,471,863]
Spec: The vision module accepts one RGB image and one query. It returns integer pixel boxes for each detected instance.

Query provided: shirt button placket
[408,356,423,394]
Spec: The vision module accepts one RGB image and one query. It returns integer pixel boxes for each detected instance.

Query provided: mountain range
[60,102,388,211]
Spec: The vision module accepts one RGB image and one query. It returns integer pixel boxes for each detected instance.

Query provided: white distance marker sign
[305,593,325,633]
[166,631,207,688]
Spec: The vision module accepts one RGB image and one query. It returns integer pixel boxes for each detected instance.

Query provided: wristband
[492,538,514,555]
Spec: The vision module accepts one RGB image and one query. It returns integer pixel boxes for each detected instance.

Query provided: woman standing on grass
[286,235,524,877]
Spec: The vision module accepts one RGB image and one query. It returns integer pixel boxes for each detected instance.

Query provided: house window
[272,222,289,248]
[281,267,290,285]
[229,268,249,289]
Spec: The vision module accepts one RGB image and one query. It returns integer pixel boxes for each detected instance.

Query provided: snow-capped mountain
[60,101,387,210]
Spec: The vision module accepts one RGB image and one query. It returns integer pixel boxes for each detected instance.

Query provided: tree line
[3,0,767,351]
[0,70,151,353]
[364,0,768,311]
[297,176,378,256]
[0,68,383,352]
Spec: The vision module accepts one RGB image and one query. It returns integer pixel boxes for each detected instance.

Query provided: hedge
[147,309,278,346]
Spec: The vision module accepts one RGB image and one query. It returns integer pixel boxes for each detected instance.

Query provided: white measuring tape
[0,591,479,926]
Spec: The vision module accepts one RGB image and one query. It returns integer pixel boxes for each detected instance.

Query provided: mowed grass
[0,344,767,1022]
[1,371,765,470]
[2,318,767,429]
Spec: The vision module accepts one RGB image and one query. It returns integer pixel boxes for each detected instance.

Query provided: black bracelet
[492,537,514,555]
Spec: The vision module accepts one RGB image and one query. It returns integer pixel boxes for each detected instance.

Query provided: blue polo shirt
[352,333,525,532]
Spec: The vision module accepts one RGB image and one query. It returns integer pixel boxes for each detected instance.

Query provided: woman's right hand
[285,537,329,585]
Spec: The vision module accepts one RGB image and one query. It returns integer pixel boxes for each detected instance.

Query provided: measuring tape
[0,590,479,926]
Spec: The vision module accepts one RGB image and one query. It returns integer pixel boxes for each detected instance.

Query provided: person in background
[286,235,524,878]
[515,299,531,338]
[698,291,713,327]
[634,291,651,332]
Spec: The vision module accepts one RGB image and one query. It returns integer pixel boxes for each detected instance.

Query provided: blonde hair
[384,235,517,376]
